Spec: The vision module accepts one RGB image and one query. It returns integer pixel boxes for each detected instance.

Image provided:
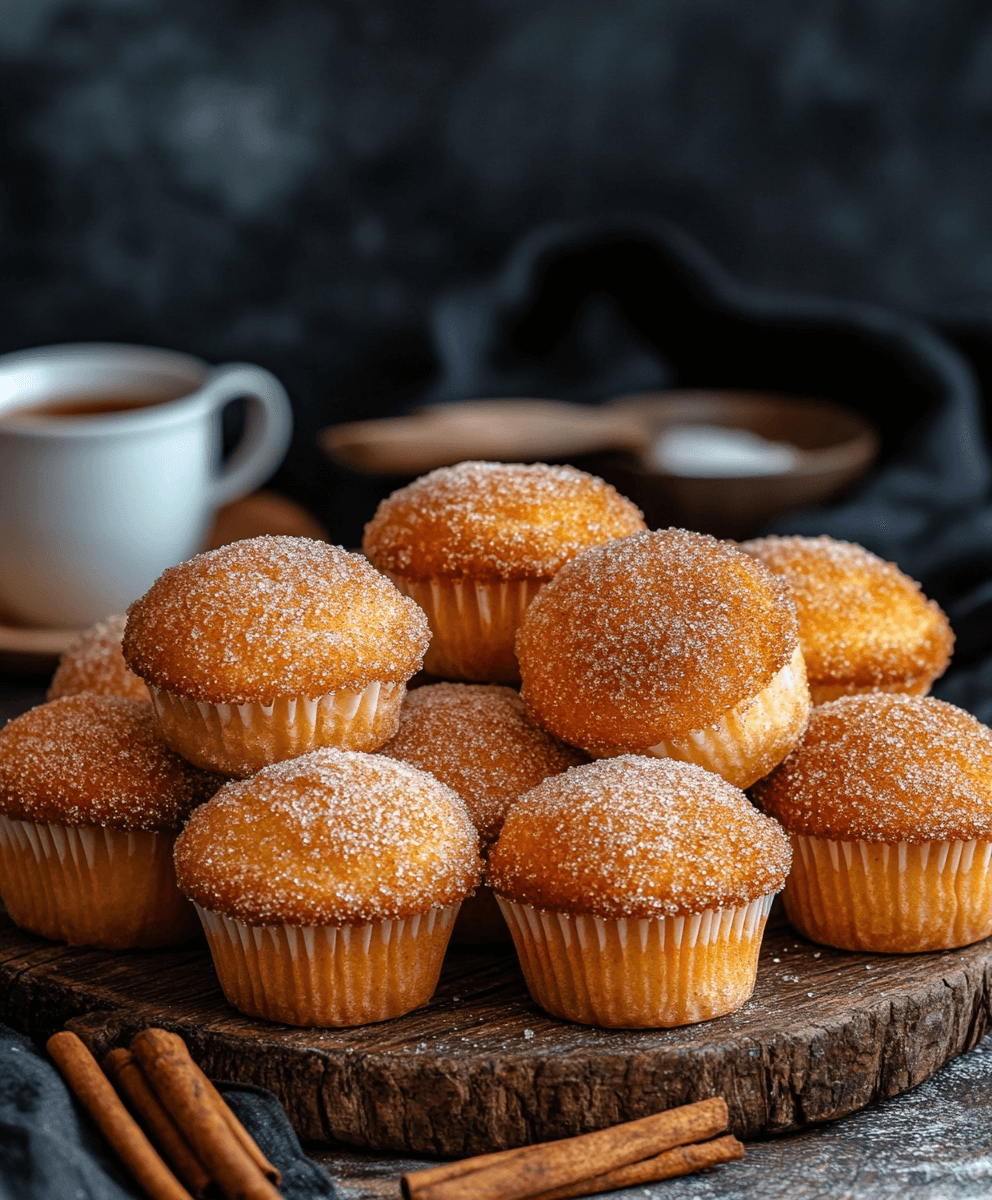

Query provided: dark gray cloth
[216,1084,339,1200]
[0,1024,338,1199]
[0,1025,135,1200]
[419,219,992,716]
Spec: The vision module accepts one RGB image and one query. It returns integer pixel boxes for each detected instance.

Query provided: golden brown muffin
[488,756,791,1027]
[516,528,810,788]
[740,535,953,703]
[752,694,992,952]
[379,683,585,849]
[175,749,482,1026]
[0,695,218,949]
[362,461,646,682]
[47,614,150,702]
[378,682,586,940]
[123,535,430,776]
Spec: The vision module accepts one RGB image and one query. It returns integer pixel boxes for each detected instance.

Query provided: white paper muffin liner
[149,679,407,776]
[196,902,460,1026]
[786,834,992,952]
[595,644,809,790]
[388,575,544,683]
[0,815,198,949]
[497,893,774,1027]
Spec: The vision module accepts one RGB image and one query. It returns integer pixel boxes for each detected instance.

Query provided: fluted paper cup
[388,576,544,683]
[593,645,810,790]
[149,679,407,777]
[0,815,198,949]
[786,834,992,952]
[196,902,460,1026]
[497,893,775,1027]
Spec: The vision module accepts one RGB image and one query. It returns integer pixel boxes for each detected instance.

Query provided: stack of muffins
[2,457,988,1034]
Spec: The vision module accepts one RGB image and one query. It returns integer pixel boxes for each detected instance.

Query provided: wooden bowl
[604,390,879,539]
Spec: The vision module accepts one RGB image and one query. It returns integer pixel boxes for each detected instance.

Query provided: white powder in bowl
[648,424,801,477]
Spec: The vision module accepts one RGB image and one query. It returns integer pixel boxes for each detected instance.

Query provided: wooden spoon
[319,399,651,475]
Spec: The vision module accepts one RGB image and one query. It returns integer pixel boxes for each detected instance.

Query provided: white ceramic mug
[0,343,293,628]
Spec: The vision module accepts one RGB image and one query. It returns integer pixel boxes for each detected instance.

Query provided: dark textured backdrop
[3,0,992,541]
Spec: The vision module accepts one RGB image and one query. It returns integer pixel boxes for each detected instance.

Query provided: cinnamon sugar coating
[516,528,799,751]
[752,694,992,843]
[488,756,791,918]
[362,461,645,582]
[740,535,953,694]
[47,614,150,702]
[0,695,219,831]
[123,536,430,705]
[174,748,482,926]
[378,683,586,850]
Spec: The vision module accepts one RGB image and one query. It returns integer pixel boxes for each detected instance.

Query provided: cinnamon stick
[104,1048,213,1200]
[131,1028,281,1200]
[526,1134,745,1200]
[129,1030,278,1184]
[401,1096,729,1200]
[188,1058,280,1184]
[47,1031,194,1200]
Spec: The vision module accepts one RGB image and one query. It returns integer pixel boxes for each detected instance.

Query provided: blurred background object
[6,0,992,706]
[3,0,992,545]
[0,490,325,672]
[322,388,878,540]
[603,390,879,538]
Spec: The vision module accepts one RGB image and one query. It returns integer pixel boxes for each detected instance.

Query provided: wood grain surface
[2,909,991,1157]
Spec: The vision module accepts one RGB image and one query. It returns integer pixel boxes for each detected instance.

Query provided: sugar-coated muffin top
[174,748,483,925]
[752,694,992,843]
[123,536,430,705]
[488,756,791,918]
[0,695,219,831]
[362,461,646,582]
[516,528,799,751]
[47,614,150,703]
[378,683,586,850]
[740,535,953,691]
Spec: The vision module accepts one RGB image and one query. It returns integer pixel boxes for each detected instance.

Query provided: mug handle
[197,363,294,508]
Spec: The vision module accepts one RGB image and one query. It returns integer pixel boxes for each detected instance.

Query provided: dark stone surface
[316,1036,992,1198]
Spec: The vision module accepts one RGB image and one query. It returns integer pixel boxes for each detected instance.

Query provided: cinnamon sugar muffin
[741,535,953,703]
[378,683,586,940]
[0,695,217,948]
[488,756,791,1027]
[516,528,810,788]
[123,536,430,776]
[175,749,482,1026]
[362,461,645,683]
[752,694,992,952]
[47,614,150,702]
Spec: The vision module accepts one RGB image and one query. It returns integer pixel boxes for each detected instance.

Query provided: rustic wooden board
[2,909,991,1158]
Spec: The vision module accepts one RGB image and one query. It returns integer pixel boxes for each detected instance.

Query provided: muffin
[516,528,810,788]
[740,535,953,703]
[0,695,217,949]
[487,756,791,1027]
[362,461,646,683]
[378,682,586,940]
[123,536,430,776]
[174,749,482,1026]
[47,614,150,702]
[752,694,992,953]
